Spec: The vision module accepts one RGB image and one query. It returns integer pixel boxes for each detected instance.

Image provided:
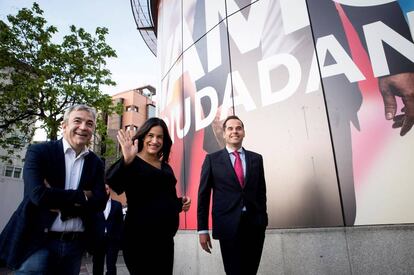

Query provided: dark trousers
[123,234,174,275]
[219,213,266,275]
[92,236,120,275]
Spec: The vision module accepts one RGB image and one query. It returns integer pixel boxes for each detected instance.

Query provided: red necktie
[232,151,244,187]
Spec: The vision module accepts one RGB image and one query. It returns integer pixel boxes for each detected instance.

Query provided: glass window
[3,166,22,178]
[14,167,22,178]
[125,125,138,132]
[147,104,155,118]
[126,105,139,112]
[4,166,13,177]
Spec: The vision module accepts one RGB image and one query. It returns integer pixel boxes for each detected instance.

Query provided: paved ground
[80,253,129,275]
[0,254,130,275]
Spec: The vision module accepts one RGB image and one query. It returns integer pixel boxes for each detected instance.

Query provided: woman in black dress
[106,118,191,274]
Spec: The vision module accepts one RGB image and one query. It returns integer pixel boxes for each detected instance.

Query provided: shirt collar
[226,146,244,154]
[62,138,90,157]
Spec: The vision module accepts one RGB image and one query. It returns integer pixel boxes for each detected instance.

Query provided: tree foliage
[0,3,120,158]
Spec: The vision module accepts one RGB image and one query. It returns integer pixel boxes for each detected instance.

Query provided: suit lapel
[244,148,252,187]
[78,153,91,189]
[55,140,66,189]
[107,200,115,221]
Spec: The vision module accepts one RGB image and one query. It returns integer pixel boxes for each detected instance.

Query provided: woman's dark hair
[132,117,172,163]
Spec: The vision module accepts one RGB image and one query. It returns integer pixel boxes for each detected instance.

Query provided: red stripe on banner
[335,3,392,188]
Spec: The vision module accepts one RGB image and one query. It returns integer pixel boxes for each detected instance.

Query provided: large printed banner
[156,0,414,229]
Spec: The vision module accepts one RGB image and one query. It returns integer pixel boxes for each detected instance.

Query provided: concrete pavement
[0,254,129,275]
[80,253,129,275]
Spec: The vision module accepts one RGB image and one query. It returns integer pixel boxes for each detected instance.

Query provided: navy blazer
[197,148,268,240]
[91,199,123,244]
[0,139,106,269]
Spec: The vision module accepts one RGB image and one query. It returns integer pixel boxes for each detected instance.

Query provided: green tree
[0,2,120,158]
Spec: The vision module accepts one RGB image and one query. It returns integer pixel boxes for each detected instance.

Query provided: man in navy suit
[197,115,268,275]
[91,184,123,275]
[0,104,107,275]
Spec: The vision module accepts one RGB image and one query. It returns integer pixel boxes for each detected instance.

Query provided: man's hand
[199,233,212,254]
[84,190,93,199]
[379,72,414,136]
[182,196,191,212]
[79,190,93,206]
[44,179,51,188]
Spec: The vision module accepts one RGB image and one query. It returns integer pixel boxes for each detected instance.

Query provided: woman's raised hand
[117,129,138,165]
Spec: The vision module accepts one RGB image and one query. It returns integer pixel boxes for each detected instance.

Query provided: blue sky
[0,0,158,95]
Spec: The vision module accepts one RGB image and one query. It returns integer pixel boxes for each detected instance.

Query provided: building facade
[0,147,25,231]
[133,0,414,229]
[129,1,414,274]
[108,85,156,141]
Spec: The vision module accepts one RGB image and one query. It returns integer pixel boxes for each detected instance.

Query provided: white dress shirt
[104,198,112,233]
[50,138,89,232]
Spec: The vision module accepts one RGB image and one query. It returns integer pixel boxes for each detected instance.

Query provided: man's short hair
[63,104,97,123]
[222,115,244,130]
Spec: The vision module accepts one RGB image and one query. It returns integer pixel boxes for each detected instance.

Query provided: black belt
[48,231,84,241]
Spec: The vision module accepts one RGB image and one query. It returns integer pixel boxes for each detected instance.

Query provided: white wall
[173,225,414,275]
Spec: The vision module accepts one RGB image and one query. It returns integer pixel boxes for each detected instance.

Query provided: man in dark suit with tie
[0,104,107,275]
[91,184,123,275]
[197,115,268,275]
